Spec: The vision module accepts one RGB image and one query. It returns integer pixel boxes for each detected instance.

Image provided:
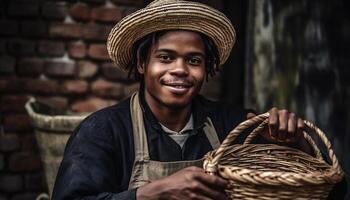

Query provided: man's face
[138,30,206,109]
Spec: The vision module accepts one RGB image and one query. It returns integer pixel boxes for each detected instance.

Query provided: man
[52,0,346,199]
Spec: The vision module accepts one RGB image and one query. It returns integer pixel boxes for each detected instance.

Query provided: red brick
[91,79,124,98]
[35,96,69,114]
[76,60,98,78]
[8,0,40,17]
[49,23,82,39]
[91,7,123,22]
[38,41,65,57]
[0,95,28,112]
[61,80,89,94]
[68,42,86,58]
[0,134,20,152]
[0,133,18,152]
[8,39,36,56]
[24,79,59,95]
[0,78,23,93]
[0,174,23,192]
[45,61,76,78]
[25,172,46,191]
[111,0,144,6]
[3,114,32,132]
[17,58,44,77]
[20,20,47,38]
[20,135,38,152]
[0,20,19,36]
[42,2,68,20]
[0,55,15,75]
[9,152,42,172]
[69,3,90,21]
[71,97,117,113]
[83,24,112,41]
[101,62,130,81]
[124,82,139,98]
[88,44,109,60]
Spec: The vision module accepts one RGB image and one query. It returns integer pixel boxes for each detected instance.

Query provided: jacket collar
[138,88,208,133]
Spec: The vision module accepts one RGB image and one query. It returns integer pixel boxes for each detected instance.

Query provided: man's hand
[265,107,304,144]
[248,107,314,155]
[136,166,228,200]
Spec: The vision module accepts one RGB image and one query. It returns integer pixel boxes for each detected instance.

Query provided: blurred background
[0,0,349,199]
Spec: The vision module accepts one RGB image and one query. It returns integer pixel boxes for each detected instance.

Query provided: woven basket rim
[25,98,89,132]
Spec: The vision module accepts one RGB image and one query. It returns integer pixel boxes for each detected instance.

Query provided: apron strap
[130,92,150,161]
[203,117,220,149]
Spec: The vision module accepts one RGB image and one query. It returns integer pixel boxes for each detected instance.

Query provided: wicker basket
[25,98,88,197]
[203,113,344,200]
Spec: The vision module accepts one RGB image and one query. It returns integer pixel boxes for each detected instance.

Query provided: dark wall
[221,0,248,105]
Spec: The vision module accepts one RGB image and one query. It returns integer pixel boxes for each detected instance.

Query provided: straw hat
[107,0,236,71]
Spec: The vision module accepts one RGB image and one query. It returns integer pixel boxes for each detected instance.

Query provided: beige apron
[128,93,220,189]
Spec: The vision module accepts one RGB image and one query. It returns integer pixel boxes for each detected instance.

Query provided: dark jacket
[52,92,347,200]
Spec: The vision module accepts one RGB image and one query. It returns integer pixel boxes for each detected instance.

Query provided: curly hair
[126,30,220,81]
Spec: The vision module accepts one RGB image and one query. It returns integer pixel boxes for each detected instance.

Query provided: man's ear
[137,63,145,74]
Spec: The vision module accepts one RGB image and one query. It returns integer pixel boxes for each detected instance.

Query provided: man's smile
[161,80,192,87]
[161,79,193,95]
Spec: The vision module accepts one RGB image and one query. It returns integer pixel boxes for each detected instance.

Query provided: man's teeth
[169,85,186,88]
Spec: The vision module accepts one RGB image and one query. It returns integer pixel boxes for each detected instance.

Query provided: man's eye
[188,57,202,65]
[159,55,172,62]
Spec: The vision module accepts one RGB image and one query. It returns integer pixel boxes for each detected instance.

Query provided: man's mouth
[161,79,192,87]
[161,80,193,94]
[163,82,191,88]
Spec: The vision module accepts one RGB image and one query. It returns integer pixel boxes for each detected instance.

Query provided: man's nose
[169,59,189,76]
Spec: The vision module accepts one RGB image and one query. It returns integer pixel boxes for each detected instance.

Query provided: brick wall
[0,0,144,199]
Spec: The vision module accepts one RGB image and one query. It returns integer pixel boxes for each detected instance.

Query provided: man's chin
[150,87,199,109]
[161,98,192,109]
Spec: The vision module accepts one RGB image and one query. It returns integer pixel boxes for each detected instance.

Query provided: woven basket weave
[203,113,344,200]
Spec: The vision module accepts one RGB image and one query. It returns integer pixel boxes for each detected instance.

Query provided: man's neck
[144,92,192,132]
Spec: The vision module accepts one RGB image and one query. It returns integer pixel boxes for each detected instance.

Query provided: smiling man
[52,0,346,200]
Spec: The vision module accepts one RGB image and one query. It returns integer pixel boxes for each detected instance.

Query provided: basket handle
[243,118,323,160]
[204,113,342,175]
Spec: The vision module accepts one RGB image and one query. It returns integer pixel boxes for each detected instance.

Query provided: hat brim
[107,1,235,71]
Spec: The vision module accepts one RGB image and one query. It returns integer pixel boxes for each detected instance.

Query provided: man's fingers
[193,172,228,188]
[247,112,256,119]
[268,107,278,138]
[296,118,304,140]
[186,166,204,172]
[266,108,304,144]
[278,109,288,140]
[287,113,297,142]
[187,172,228,200]
[191,182,227,200]
[187,194,212,200]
